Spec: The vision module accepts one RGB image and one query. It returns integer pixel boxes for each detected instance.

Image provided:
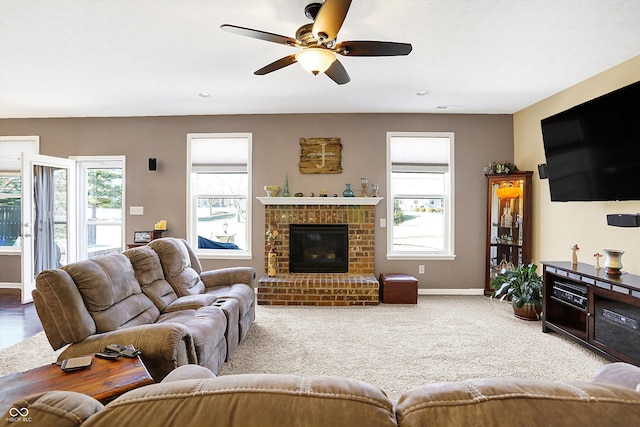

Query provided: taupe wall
[0,113,513,290]
[514,55,640,275]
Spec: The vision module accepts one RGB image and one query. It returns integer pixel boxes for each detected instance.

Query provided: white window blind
[390,136,450,173]
[191,137,248,172]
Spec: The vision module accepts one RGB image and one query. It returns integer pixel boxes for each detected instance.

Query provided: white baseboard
[419,288,485,296]
[0,282,21,289]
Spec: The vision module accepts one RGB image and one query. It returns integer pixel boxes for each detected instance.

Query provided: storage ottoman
[378,273,418,304]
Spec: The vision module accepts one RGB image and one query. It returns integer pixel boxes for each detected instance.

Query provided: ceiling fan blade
[313,0,352,43]
[336,41,413,56]
[254,55,297,75]
[221,24,300,47]
[325,59,351,85]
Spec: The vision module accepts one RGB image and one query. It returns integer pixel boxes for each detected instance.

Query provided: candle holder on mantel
[360,177,368,197]
[371,183,380,197]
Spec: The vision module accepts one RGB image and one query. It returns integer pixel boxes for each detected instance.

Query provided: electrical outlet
[130,206,144,215]
[419,265,425,274]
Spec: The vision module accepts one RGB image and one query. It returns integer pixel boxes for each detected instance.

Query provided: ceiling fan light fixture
[295,48,336,75]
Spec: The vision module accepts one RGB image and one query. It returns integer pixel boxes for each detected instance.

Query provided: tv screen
[541,81,640,201]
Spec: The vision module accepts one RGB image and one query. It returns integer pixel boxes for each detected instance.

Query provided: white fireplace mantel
[257,197,383,206]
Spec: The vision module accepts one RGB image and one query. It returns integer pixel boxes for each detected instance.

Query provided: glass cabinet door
[485,172,532,295]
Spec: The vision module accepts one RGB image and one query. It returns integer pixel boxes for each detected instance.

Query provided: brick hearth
[257,200,379,306]
[257,274,379,306]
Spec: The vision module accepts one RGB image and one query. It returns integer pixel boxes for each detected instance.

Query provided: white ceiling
[1,0,639,119]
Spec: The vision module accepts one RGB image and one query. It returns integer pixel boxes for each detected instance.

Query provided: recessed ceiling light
[416,90,431,96]
[198,92,211,98]
[436,105,462,109]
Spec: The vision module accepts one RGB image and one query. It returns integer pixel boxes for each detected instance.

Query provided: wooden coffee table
[0,354,153,412]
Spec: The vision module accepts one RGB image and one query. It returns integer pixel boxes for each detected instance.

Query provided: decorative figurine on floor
[266,226,279,277]
[571,244,579,266]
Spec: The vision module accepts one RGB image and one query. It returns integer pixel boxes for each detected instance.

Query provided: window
[75,157,125,260]
[0,136,39,251]
[386,132,455,259]
[187,133,252,259]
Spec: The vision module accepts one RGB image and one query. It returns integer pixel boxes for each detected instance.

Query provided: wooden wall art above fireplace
[299,137,342,174]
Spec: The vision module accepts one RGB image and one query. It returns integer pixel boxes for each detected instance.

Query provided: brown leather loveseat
[4,363,640,426]
[31,238,255,381]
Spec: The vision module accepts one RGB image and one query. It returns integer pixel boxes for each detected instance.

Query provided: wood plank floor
[0,289,43,350]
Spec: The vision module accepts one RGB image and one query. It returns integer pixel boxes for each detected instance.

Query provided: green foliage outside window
[393,200,405,225]
[87,169,122,217]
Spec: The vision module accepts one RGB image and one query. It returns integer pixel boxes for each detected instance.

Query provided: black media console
[542,261,640,366]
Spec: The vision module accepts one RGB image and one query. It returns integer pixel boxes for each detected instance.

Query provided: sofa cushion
[395,378,640,427]
[63,254,160,333]
[82,374,396,427]
[149,238,205,296]
[157,305,227,367]
[163,294,219,312]
[124,246,179,312]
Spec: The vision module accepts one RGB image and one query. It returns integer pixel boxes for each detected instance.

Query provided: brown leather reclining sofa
[31,237,255,381]
[5,363,640,426]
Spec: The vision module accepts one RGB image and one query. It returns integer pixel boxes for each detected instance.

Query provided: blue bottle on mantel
[343,183,354,197]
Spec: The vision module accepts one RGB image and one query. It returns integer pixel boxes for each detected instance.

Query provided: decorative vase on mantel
[268,247,278,277]
[343,183,354,197]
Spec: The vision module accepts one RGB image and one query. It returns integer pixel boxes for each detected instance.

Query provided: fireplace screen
[289,224,348,273]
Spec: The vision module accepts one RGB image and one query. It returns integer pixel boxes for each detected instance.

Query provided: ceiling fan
[220,0,412,85]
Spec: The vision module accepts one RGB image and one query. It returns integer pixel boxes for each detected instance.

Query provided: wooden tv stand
[542,261,640,366]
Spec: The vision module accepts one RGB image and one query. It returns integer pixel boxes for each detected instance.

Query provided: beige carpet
[0,296,608,399]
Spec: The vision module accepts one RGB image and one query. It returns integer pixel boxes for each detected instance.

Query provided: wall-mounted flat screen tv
[541,80,640,202]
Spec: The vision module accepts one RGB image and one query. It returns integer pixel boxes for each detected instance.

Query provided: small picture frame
[134,231,152,243]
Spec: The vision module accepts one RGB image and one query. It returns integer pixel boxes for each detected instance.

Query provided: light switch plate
[130,206,144,215]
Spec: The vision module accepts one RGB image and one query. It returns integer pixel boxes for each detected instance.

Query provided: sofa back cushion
[124,246,179,312]
[34,269,97,349]
[63,254,160,333]
[85,374,396,427]
[149,238,205,296]
[395,378,640,427]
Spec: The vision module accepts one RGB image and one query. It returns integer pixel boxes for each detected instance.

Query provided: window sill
[386,253,456,261]
[0,248,21,255]
[196,250,252,260]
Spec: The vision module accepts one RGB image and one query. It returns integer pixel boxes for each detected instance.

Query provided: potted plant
[490,261,543,320]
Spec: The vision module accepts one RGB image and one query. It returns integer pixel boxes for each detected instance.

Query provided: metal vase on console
[603,249,624,275]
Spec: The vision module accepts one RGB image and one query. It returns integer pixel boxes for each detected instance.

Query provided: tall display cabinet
[485,171,533,296]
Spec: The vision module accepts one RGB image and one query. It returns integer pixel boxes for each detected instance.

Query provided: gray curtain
[34,165,58,275]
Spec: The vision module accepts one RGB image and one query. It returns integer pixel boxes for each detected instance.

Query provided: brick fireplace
[257,197,382,306]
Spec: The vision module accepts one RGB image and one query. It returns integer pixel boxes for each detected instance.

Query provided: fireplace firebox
[289,224,349,273]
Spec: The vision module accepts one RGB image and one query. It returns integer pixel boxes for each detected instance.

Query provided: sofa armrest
[161,364,216,383]
[592,362,640,391]
[56,323,197,381]
[200,267,256,290]
[4,390,103,427]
